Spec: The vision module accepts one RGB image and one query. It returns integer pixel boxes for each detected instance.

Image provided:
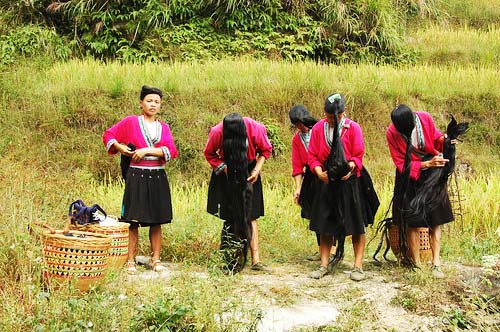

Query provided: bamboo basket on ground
[73,219,129,271]
[389,225,432,264]
[42,229,112,292]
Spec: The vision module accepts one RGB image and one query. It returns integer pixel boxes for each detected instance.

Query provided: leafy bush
[0,0,435,64]
[0,25,72,65]
[130,297,192,332]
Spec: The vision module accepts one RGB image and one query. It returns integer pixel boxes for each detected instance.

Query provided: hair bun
[140,85,163,100]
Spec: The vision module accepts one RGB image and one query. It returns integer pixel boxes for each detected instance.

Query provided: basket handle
[30,221,57,234]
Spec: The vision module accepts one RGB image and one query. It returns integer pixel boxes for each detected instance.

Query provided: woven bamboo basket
[42,230,112,292]
[389,225,432,263]
[73,220,129,271]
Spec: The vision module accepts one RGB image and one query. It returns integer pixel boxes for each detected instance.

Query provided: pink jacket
[103,115,178,167]
[204,117,272,171]
[308,118,365,177]
[386,111,443,181]
[291,131,309,177]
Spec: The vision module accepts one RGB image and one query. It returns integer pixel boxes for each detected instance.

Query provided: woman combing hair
[387,104,457,278]
[204,113,273,273]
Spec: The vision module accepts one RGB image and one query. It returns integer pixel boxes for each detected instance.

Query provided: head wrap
[289,104,318,129]
[324,93,345,115]
[140,85,163,100]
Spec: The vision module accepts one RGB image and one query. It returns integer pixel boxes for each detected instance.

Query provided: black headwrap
[288,104,318,129]
[140,85,163,100]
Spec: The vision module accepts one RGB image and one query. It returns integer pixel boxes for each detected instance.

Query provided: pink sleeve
[159,123,178,161]
[307,123,323,171]
[203,125,224,170]
[254,122,273,159]
[291,134,304,177]
[102,116,131,155]
[345,122,364,174]
[386,124,422,181]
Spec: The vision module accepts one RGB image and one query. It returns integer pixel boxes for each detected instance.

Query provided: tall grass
[438,0,500,28]
[408,25,500,68]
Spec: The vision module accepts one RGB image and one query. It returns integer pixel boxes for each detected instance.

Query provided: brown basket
[388,225,432,263]
[42,229,112,292]
[73,220,129,271]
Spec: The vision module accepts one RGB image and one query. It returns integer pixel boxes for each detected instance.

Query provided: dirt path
[129,259,493,331]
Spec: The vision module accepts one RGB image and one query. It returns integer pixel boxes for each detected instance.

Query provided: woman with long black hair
[289,105,323,261]
[308,93,369,281]
[204,113,272,273]
[387,104,456,278]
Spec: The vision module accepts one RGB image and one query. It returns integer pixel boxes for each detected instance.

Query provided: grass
[408,25,500,68]
[0,58,499,331]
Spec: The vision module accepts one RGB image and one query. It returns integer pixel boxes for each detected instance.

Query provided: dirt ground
[130,256,500,332]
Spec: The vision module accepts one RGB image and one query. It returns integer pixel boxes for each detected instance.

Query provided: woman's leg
[128,226,139,262]
[319,235,334,267]
[149,225,162,262]
[352,233,366,269]
[249,220,260,264]
[429,225,442,266]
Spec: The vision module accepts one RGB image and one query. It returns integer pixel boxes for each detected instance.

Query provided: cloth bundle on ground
[68,199,107,226]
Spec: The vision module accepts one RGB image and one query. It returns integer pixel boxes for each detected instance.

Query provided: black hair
[221,112,252,273]
[391,104,415,139]
[140,85,163,100]
[288,104,318,129]
[325,92,351,181]
[390,104,415,180]
[324,93,345,115]
[222,113,248,178]
[390,104,416,264]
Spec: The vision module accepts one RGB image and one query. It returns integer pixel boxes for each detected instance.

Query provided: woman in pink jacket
[308,93,368,281]
[103,85,178,274]
[387,104,454,278]
[289,105,323,260]
[204,113,272,273]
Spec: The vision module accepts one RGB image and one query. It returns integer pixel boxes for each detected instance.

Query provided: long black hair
[221,113,252,273]
[391,104,415,185]
[390,104,416,264]
[325,93,351,182]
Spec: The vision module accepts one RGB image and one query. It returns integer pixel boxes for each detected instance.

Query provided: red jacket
[386,111,444,181]
[308,117,365,177]
[204,117,272,171]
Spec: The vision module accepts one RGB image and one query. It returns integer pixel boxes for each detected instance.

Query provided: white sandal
[127,261,138,275]
[152,260,167,272]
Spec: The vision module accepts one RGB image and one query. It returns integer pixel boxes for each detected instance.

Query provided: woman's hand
[315,166,329,184]
[293,188,301,204]
[116,143,134,157]
[247,169,260,183]
[423,155,449,168]
[132,148,148,162]
[341,161,356,181]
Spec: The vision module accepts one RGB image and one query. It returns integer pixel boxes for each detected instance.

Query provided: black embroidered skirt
[207,162,264,222]
[392,170,454,228]
[309,176,367,236]
[121,167,173,227]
